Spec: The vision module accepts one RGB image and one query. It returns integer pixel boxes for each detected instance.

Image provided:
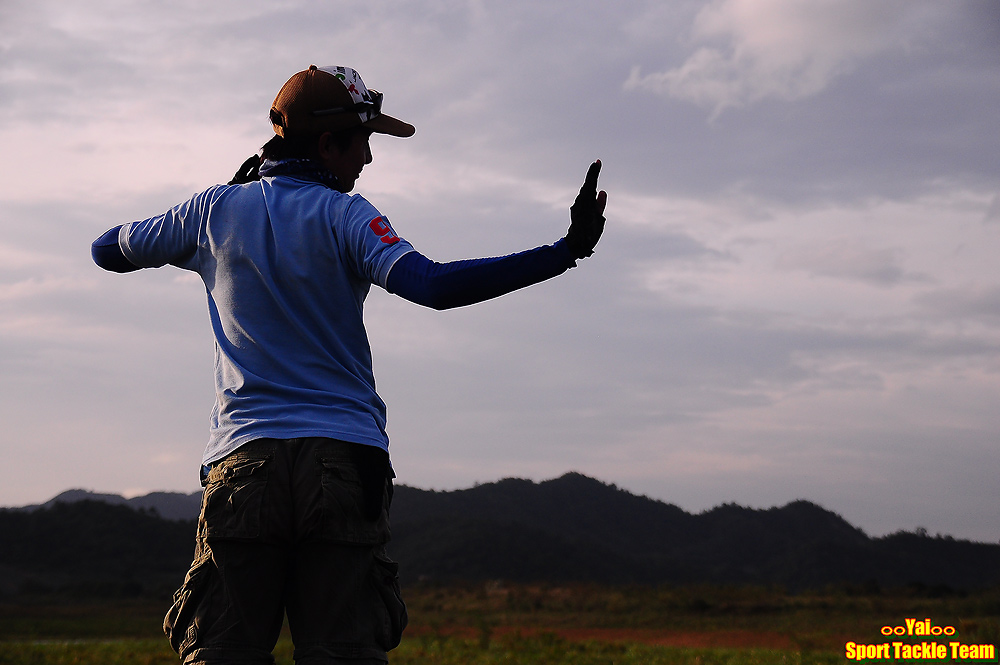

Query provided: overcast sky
[2,0,998,543]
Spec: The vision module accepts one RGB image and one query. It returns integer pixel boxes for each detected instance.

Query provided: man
[91,64,607,665]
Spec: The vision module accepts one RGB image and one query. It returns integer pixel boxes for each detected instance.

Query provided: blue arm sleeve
[385,238,577,310]
[92,226,141,273]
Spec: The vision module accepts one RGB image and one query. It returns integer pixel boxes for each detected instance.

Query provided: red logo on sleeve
[369,216,400,245]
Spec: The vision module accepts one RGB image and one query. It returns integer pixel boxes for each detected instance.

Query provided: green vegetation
[1,583,996,664]
[0,640,176,665]
[0,635,841,665]
[394,634,844,665]
[401,582,1000,655]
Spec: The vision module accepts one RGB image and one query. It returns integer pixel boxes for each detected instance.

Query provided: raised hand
[565,160,608,259]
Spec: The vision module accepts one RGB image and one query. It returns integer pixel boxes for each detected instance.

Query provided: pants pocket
[163,550,215,657]
[371,550,408,651]
[202,454,270,539]
[318,459,389,544]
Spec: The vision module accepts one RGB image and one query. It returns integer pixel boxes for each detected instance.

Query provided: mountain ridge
[386,473,998,590]
[16,488,204,521]
[7,471,984,542]
[3,472,996,595]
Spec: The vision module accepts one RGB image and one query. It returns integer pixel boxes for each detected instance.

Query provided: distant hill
[388,473,999,590]
[0,500,195,599]
[2,473,997,599]
[18,488,203,521]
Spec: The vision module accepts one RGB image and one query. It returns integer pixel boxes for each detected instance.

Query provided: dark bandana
[258,158,340,189]
[228,155,340,190]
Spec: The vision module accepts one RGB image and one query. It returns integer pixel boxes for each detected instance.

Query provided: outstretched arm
[386,160,608,310]
[385,240,576,310]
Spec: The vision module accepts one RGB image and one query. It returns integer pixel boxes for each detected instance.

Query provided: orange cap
[269,65,415,138]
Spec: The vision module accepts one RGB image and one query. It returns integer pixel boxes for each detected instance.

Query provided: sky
[1,0,998,543]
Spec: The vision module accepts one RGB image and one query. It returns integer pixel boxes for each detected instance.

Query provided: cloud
[916,286,1000,324]
[775,239,909,287]
[625,0,931,116]
[986,193,1000,224]
[2,0,1000,544]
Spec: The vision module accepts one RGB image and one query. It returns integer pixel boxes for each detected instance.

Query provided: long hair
[229,129,364,184]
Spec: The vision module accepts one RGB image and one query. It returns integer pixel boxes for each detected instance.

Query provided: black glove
[565,160,608,259]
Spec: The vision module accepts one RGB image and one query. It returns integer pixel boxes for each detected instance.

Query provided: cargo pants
[164,438,407,664]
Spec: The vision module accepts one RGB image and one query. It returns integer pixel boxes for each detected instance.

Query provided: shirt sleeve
[384,238,577,310]
[337,195,415,288]
[119,187,220,270]
[92,225,140,273]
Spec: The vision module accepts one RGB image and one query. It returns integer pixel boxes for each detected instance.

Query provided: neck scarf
[259,158,341,189]
[228,154,341,190]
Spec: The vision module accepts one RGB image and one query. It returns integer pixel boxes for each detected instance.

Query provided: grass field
[0,636,840,665]
[1,583,997,664]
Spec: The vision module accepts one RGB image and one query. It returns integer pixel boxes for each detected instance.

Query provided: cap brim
[364,113,415,138]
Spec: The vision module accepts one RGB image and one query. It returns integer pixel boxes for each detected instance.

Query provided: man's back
[121,175,413,463]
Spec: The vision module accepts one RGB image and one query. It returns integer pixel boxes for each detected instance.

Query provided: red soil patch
[503,626,796,649]
[406,624,797,650]
[536,627,795,649]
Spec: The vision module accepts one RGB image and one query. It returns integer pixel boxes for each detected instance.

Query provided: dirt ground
[405,624,805,650]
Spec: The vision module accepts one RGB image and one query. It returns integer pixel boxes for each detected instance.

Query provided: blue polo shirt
[120,176,414,465]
